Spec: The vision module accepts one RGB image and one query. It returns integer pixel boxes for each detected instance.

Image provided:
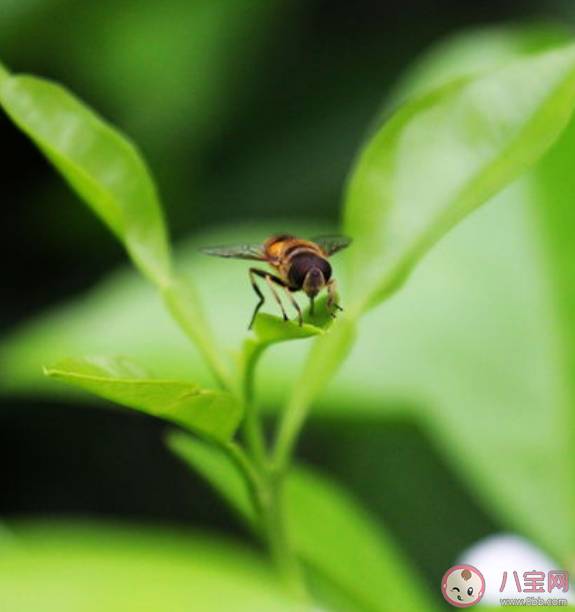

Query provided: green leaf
[344,43,575,314]
[285,465,440,612]
[0,521,297,612]
[64,0,289,153]
[44,355,241,442]
[334,26,575,565]
[242,297,332,376]
[251,311,328,346]
[0,72,172,286]
[0,67,230,390]
[529,91,575,552]
[250,293,335,350]
[389,23,572,106]
[167,430,256,523]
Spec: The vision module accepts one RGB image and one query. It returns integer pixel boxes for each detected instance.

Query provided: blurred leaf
[168,430,256,523]
[285,465,439,612]
[45,355,241,441]
[0,521,297,612]
[389,23,572,106]
[344,43,575,314]
[0,71,172,286]
[167,437,438,612]
[531,84,575,549]
[342,25,575,565]
[76,0,289,149]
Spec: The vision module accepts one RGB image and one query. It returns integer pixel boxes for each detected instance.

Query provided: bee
[200,234,352,329]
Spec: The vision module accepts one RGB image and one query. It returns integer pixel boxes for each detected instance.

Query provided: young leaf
[345,43,575,314]
[244,296,331,360]
[240,296,335,404]
[285,465,440,612]
[251,292,334,345]
[44,356,241,442]
[251,313,327,345]
[0,71,172,287]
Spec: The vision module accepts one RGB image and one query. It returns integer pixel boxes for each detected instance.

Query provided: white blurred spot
[457,533,567,605]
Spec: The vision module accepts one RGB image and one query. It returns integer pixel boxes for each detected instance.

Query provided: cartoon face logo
[442,565,485,607]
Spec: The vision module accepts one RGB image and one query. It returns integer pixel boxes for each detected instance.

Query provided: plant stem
[240,342,308,600]
[241,343,268,466]
[272,389,310,475]
[224,442,266,513]
[273,319,356,473]
[261,469,308,600]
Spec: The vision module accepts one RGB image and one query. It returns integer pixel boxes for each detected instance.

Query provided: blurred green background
[2,0,575,610]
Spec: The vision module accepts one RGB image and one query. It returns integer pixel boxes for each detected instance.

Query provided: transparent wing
[199,243,267,261]
[311,234,352,257]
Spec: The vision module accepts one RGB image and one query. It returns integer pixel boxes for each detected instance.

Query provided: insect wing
[311,234,352,257]
[200,243,267,261]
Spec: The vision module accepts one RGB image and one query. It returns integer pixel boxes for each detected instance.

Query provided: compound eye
[467,587,473,597]
[287,257,310,287]
[320,257,332,282]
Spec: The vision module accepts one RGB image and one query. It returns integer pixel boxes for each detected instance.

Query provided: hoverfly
[200,233,352,329]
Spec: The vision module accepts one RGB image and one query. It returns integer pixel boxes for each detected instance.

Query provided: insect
[200,233,352,329]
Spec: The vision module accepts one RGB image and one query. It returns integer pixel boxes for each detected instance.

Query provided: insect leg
[249,268,290,328]
[284,287,303,327]
[327,278,344,318]
[264,275,289,321]
[248,268,267,329]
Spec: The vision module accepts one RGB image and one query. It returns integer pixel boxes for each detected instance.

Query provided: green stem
[241,342,268,466]
[224,442,265,513]
[273,319,356,474]
[272,390,310,475]
[240,341,308,599]
[261,470,308,599]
